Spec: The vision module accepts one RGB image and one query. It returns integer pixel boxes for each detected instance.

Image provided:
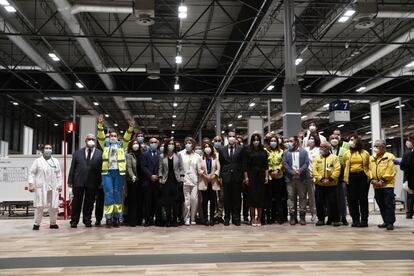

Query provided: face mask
[373,147,379,154]
[406,141,413,149]
[253,141,260,147]
[159,146,164,153]
[239,142,244,146]
[105,138,109,143]
[349,140,355,148]
[319,149,326,156]
[287,143,294,151]
[214,142,221,149]
[43,149,52,157]
[330,139,339,147]
[185,144,193,151]
[150,143,158,151]
[307,139,315,147]
[110,138,117,144]
[168,144,175,151]
[228,137,236,145]
[309,126,316,132]
[132,144,139,151]
[270,142,278,149]
[204,147,212,155]
[87,140,95,148]
[195,149,203,155]
[137,137,144,143]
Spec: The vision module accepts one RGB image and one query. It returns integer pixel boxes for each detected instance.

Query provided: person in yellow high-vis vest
[97,114,135,227]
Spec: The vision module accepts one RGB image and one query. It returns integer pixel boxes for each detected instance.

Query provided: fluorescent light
[48,53,60,62]
[75,82,84,88]
[106,67,146,72]
[174,83,180,90]
[36,114,42,118]
[4,5,16,12]
[386,144,392,148]
[175,55,182,64]
[323,103,329,108]
[271,99,283,102]
[267,85,274,91]
[114,123,118,127]
[319,131,324,134]
[12,101,18,106]
[338,16,350,23]
[388,136,395,140]
[362,115,370,119]
[172,115,177,118]
[0,0,10,6]
[93,102,99,106]
[123,97,152,101]
[172,124,176,127]
[344,9,355,17]
[173,102,178,107]
[249,102,255,107]
[366,131,371,134]
[405,61,414,68]
[356,86,366,92]
[390,124,398,128]
[105,114,110,118]
[337,124,344,128]
[295,58,303,66]
[178,5,187,13]
[221,130,225,134]
[120,130,124,134]
[237,114,242,119]
[228,123,233,127]
[301,115,307,119]
[45,97,73,101]
[178,12,187,19]
[171,130,175,134]
[395,104,405,109]
[171,136,174,139]
[53,123,58,127]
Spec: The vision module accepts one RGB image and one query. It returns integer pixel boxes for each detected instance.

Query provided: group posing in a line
[28,116,414,232]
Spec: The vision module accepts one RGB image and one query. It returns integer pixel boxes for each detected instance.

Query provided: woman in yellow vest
[343,134,370,228]
[97,114,135,227]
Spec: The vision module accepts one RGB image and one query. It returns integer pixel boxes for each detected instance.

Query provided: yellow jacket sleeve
[381,155,397,182]
[331,156,341,181]
[97,122,105,150]
[312,157,323,182]
[122,126,134,149]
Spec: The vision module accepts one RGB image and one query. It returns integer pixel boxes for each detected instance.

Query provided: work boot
[299,212,306,225]
[289,214,296,225]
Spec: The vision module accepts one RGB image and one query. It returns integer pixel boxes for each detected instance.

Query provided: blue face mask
[185,144,193,152]
[195,149,203,156]
[308,139,315,147]
[214,142,221,149]
[270,142,278,149]
[150,143,158,151]
[43,149,52,157]
[137,137,144,143]
[159,146,164,153]
[287,143,294,151]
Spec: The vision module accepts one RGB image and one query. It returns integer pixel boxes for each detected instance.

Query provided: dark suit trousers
[315,185,339,222]
[223,175,242,222]
[127,180,143,226]
[143,181,160,223]
[71,186,96,225]
[374,188,395,224]
[95,187,104,223]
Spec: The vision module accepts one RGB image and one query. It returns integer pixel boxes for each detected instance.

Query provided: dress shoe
[113,219,120,228]
[406,214,413,219]
[143,221,151,227]
[209,220,215,226]
[289,216,296,225]
[106,219,112,227]
[84,223,92,228]
[332,221,341,227]
[70,222,77,228]
[224,220,230,226]
[326,220,332,225]
[377,223,387,228]
[386,224,394,231]
[95,221,101,226]
[341,217,349,226]
[315,220,325,226]
[234,221,241,226]
[33,224,40,230]
[49,224,59,229]
[357,222,368,228]
[351,221,359,227]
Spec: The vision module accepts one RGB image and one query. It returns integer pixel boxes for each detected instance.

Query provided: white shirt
[331,146,339,156]
[292,151,300,170]
[228,145,236,157]
[305,146,320,176]
[85,147,96,159]
[179,151,200,186]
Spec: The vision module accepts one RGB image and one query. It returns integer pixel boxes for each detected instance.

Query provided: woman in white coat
[28,144,62,230]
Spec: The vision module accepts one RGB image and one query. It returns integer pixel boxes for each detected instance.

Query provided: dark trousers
[406,192,414,216]
[71,186,96,225]
[143,181,160,223]
[375,188,396,224]
[242,185,249,220]
[347,172,369,223]
[337,180,348,217]
[95,187,104,223]
[269,178,287,222]
[315,185,339,222]
[165,204,178,224]
[202,185,217,221]
[126,180,143,226]
[223,177,242,222]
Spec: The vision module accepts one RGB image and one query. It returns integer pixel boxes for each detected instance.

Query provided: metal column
[215,97,221,136]
[267,100,271,133]
[72,98,76,154]
[370,101,382,153]
[282,0,301,137]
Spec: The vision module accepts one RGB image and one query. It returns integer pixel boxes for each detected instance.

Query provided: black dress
[243,148,268,208]
[159,157,181,206]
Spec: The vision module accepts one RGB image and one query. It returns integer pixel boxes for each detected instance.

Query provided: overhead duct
[71,2,133,14]
[0,16,70,90]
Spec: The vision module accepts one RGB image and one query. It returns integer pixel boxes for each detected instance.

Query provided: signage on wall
[329,100,350,123]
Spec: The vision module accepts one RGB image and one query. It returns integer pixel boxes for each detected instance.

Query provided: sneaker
[191,221,196,225]
[315,220,325,226]
[184,220,190,226]
[33,224,40,230]
[49,224,59,229]
[311,214,317,222]
[386,224,394,231]
[377,223,387,228]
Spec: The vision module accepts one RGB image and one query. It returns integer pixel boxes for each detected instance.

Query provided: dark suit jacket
[218,144,244,183]
[141,150,160,187]
[68,147,103,188]
[400,150,414,190]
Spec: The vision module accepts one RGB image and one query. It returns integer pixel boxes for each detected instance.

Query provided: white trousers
[183,185,198,222]
[34,191,58,225]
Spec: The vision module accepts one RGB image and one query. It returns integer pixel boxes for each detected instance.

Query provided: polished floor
[0,214,413,275]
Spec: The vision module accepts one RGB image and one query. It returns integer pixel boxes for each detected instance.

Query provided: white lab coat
[179,151,200,187]
[28,156,62,208]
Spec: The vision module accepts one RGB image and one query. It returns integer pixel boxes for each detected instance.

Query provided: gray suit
[158,153,185,184]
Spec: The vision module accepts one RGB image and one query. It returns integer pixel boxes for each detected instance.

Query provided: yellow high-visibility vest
[102,146,126,175]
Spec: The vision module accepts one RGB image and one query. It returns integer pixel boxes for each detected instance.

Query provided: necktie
[87,149,92,164]
[230,147,234,159]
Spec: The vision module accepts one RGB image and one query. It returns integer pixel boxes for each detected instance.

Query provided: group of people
[28,117,414,232]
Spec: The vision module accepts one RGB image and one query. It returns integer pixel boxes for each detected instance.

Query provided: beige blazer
[198,156,221,191]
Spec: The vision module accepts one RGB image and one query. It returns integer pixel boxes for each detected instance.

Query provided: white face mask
[406,140,413,149]
[87,140,95,147]
[168,144,175,151]
[330,139,339,147]
[228,137,236,145]
[132,144,139,151]
[309,125,316,132]
[307,139,315,147]
[204,147,212,155]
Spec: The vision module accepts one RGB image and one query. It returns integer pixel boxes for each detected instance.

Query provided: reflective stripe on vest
[102,147,126,175]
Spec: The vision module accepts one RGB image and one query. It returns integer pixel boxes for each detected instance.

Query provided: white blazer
[28,156,62,208]
[198,156,221,191]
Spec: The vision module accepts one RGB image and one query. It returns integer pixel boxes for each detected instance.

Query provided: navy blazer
[68,147,102,188]
[400,150,414,190]
[283,148,309,183]
[141,150,160,186]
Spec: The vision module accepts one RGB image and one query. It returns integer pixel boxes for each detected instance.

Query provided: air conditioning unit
[134,0,155,26]
[354,1,377,29]
[146,62,160,79]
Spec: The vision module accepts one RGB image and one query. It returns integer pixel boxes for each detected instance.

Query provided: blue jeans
[102,170,125,220]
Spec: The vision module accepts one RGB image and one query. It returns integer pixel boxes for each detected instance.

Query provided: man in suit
[400,133,414,223]
[218,130,244,226]
[68,134,103,228]
[283,136,309,225]
[141,137,161,226]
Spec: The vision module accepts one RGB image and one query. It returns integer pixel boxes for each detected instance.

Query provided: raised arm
[97,114,106,150]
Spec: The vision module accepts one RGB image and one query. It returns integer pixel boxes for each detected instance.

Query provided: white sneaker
[311,214,317,222]
[185,219,190,226]
[191,221,196,225]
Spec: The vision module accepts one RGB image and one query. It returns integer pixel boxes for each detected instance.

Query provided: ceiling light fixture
[175,55,182,64]
[362,115,370,119]
[48,53,60,62]
[75,82,84,88]
[0,0,10,6]
[249,102,255,107]
[237,114,242,119]
[104,114,110,118]
[178,5,187,19]
[344,9,356,17]
[36,114,42,118]
[337,124,344,128]
[295,58,303,66]
[173,102,178,107]
[93,102,99,106]
[266,85,274,91]
[338,16,350,23]
[4,5,16,12]
[174,83,180,90]
[356,86,366,92]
